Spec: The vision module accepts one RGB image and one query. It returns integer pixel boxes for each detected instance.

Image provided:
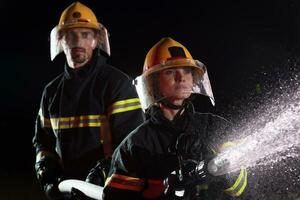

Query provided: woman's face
[158,67,194,106]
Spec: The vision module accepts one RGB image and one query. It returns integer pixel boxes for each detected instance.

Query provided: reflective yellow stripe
[225,168,247,197]
[218,141,247,197]
[220,139,246,151]
[39,112,107,130]
[105,174,145,191]
[220,141,237,149]
[111,105,142,115]
[235,170,247,196]
[225,168,244,192]
[108,98,141,115]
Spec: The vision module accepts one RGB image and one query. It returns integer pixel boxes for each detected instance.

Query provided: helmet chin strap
[160,97,191,110]
[161,99,184,110]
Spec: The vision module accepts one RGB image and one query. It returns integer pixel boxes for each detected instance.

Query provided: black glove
[163,160,210,199]
[186,160,209,183]
[71,188,95,200]
[85,158,111,186]
[44,183,71,200]
[35,157,65,200]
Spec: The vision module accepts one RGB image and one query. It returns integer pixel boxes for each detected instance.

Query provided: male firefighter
[102,37,249,199]
[32,2,143,199]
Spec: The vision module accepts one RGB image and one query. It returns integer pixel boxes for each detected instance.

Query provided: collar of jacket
[148,101,195,135]
[64,51,108,79]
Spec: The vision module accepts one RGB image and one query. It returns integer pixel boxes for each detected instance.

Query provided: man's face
[158,67,194,106]
[61,27,98,69]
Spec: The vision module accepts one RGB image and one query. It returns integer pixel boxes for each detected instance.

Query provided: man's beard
[71,48,87,64]
[71,53,86,64]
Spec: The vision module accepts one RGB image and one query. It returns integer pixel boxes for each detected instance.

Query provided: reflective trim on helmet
[143,58,204,77]
[108,98,142,115]
[105,174,145,191]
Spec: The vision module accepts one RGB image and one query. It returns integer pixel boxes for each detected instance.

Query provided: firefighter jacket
[103,102,248,200]
[33,53,144,180]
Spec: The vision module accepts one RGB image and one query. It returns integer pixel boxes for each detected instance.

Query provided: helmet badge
[72,12,81,18]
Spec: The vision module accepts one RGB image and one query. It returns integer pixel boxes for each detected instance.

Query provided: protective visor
[134,59,215,111]
[50,24,110,61]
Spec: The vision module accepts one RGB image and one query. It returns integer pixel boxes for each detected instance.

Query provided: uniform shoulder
[44,73,64,89]
[119,120,151,149]
[100,64,133,81]
[42,73,64,95]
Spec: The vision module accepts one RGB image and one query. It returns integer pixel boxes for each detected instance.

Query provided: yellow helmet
[50,2,111,60]
[134,37,215,111]
[143,37,204,77]
[58,1,100,32]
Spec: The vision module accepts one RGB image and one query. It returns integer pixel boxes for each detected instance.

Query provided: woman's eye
[183,68,192,74]
[164,70,175,75]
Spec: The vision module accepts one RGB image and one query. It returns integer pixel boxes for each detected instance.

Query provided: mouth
[176,85,192,91]
[71,47,85,54]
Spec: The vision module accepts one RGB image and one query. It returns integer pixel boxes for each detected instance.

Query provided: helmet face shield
[50,26,63,61]
[50,25,110,61]
[134,59,215,111]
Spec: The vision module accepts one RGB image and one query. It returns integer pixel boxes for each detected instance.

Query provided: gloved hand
[163,160,210,199]
[186,160,209,183]
[35,157,65,200]
[85,158,111,186]
[44,182,70,200]
[71,188,94,200]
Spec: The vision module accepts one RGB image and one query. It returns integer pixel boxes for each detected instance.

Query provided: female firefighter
[102,37,249,199]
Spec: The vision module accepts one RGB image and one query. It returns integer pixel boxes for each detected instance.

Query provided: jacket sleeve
[207,115,249,199]
[218,142,248,199]
[32,88,62,174]
[102,143,145,200]
[106,75,144,151]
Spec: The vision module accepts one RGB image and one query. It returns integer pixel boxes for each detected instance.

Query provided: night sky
[1,0,300,199]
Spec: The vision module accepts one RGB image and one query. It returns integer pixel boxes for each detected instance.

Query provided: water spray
[207,73,300,177]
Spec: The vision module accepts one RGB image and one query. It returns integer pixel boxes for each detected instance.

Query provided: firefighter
[102,37,249,199]
[33,2,144,199]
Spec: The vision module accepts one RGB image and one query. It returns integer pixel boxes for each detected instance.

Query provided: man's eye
[65,32,76,40]
[82,32,93,38]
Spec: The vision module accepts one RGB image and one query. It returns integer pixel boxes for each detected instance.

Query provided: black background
[1,0,300,199]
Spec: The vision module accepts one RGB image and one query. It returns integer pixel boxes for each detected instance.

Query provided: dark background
[1,0,300,199]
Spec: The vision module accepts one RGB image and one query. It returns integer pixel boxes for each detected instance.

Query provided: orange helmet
[143,37,204,78]
[50,2,110,60]
[134,37,215,110]
[58,1,101,32]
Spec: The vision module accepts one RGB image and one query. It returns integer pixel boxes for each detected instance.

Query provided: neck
[160,103,184,120]
[67,60,90,69]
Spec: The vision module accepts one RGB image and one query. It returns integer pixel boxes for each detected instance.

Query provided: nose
[175,69,186,82]
[70,33,83,47]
